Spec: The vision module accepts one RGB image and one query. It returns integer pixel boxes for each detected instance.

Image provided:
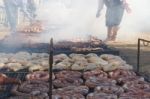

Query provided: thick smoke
[37,0,150,43]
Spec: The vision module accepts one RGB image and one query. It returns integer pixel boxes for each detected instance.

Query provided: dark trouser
[3,0,18,32]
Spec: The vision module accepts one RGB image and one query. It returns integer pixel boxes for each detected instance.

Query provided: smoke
[119,0,150,42]
[36,0,150,43]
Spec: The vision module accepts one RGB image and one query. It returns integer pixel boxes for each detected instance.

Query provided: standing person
[3,0,36,34]
[96,0,131,42]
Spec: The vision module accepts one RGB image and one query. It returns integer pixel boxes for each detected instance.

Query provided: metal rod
[49,38,53,99]
[143,41,150,46]
[139,38,150,43]
[137,38,150,73]
[137,38,140,72]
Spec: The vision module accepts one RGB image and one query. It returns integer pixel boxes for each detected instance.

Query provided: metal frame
[137,38,150,72]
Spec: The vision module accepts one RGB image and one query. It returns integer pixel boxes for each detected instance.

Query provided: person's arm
[96,0,104,18]
[122,0,131,13]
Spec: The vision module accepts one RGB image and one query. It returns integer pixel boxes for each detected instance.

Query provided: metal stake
[137,38,140,72]
[49,38,53,99]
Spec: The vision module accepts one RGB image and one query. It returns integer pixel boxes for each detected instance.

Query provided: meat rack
[137,38,150,72]
[137,38,150,82]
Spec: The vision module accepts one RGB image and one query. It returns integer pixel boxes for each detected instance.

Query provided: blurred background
[0,0,149,43]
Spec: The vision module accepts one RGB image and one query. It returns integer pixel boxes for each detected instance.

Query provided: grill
[0,72,28,99]
[0,38,150,99]
[53,39,119,55]
[0,43,119,55]
[54,47,119,55]
[0,38,119,99]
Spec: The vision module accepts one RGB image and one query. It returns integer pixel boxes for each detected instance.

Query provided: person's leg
[105,26,113,41]
[112,26,119,41]
[105,7,115,42]
[110,5,124,41]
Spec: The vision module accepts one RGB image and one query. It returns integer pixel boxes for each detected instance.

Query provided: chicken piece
[6,63,23,71]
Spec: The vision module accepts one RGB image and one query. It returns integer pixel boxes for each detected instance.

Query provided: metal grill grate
[0,72,28,99]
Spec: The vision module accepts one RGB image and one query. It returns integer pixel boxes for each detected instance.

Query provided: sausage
[85,77,116,88]
[53,86,89,95]
[55,70,82,79]
[53,77,83,88]
[11,80,49,97]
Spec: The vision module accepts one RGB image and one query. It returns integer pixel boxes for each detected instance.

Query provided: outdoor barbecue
[0,52,149,99]
[0,38,149,99]
[0,0,150,99]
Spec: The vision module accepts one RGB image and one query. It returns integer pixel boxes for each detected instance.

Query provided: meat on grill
[52,93,85,99]
[53,77,83,88]
[26,71,55,81]
[83,69,108,80]
[53,70,83,88]
[86,92,117,99]
[53,86,89,96]
[0,74,21,85]
[55,70,82,79]
[85,77,116,88]
[108,69,136,79]
[11,80,49,97]
[95,85,124,95]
